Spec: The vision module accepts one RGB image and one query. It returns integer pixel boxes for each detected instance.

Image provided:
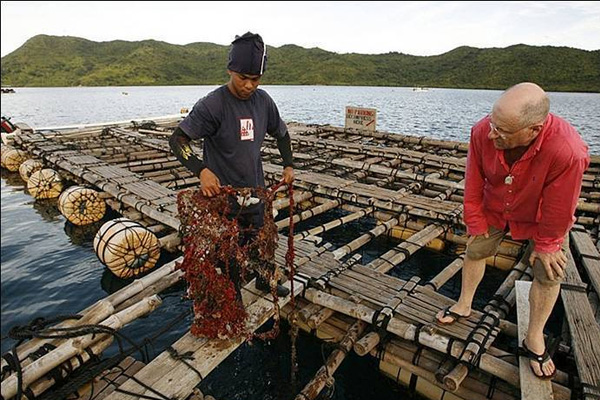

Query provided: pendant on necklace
[505,175,514,185]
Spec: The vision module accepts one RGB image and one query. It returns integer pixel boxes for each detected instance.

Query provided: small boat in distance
[1,87,16,94]
[412,87,429,92]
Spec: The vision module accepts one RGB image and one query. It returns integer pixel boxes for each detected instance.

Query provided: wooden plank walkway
[561,250,600,400]
[515,281,554,400]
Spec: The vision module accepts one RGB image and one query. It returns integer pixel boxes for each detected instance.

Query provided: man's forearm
[276,132,294,168]
[169,127,205,176]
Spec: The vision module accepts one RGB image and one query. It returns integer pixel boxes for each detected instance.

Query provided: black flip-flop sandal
[436,306,470,325]
[519,340,557,380]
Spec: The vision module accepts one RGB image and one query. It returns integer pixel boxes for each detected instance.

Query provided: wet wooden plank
[570,227,600,296]
[515,281,554,400]
[89,165,136,179]
[124,181,174,200]
[561,251,600,399]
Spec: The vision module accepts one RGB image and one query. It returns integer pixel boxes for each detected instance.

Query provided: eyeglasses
[488,117,546,140]
[488,121,524,140]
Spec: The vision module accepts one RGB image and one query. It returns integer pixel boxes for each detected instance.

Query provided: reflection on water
[63,219,106,247]
[31,198,61,222]
[1,170,25,187]
[100,266,135,295]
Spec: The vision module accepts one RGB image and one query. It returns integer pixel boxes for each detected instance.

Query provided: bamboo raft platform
[1,116,599,400]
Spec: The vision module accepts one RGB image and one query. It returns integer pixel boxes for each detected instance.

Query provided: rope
[166,346,203,380]
[31,310,190,400]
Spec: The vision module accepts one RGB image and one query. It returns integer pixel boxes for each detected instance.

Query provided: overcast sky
[2,1,599,57]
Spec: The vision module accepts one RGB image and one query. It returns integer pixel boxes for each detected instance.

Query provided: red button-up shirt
[464,113,590,253]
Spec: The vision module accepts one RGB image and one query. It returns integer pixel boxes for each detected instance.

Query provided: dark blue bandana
[227,32,267,75]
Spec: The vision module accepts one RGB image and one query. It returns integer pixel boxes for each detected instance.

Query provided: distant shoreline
[2,84,599,94]
[3,35,598,93]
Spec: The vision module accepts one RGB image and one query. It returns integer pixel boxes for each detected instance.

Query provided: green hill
[2,35,599,92]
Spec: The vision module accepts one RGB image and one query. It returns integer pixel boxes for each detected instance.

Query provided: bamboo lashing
[1,295,162,399]
[302,288,571,399]
[0,257,183,377]
[21,336,114,399]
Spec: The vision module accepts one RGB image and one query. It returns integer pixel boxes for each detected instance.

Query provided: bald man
[436,82,590,380]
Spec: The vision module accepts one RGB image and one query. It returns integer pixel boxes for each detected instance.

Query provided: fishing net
[177,183,294,340]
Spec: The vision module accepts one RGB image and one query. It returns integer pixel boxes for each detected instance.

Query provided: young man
[169,32,294,299]
[436,82,589,380]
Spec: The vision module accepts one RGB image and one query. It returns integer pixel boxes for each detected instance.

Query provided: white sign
[345,106,377,131]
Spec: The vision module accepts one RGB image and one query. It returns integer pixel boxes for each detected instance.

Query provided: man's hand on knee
[529,250,568,281]
[466,231,489,246]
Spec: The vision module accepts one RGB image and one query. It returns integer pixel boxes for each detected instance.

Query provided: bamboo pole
[0,300,115,379]
[1,296,162,399]
[294,207,374,240]
[115,270,183,312]
[378,340,519,400]
[423,257,464,291]
[273,190,312,210]
[366,223,447,273]
[1,257,182,376]
[302,288,570,399]
[283,300,520,400]
[294,320,367,400]
[332,216,401,260]
[276,199,341,230]
[23,336,114,399]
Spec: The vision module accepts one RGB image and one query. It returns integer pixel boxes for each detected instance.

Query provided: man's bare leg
[525,279,560,377]
[436,255,486,322]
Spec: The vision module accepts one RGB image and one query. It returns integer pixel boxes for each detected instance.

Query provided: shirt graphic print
[240,118,255,141]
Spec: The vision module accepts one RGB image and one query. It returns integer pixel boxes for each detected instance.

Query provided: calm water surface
[1,86,598,399]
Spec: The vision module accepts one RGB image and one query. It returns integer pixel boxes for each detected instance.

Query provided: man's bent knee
[531,259,563,286]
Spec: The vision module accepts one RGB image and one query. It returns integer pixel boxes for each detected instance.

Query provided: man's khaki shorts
[466,226,569,286]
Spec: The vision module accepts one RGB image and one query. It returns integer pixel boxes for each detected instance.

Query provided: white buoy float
[1,149,28,172]
[93,218,160,279]
[0,145,14,168]
[18,159,44,182]
[27,168,63,199]
[58,186,107,226]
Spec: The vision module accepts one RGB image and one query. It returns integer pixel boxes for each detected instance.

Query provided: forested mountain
[2,35,598,92]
